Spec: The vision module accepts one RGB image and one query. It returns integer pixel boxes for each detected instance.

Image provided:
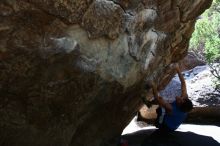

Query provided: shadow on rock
[121,129,220,146]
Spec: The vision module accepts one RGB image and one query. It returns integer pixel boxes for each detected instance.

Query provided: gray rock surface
[160,64,220,107]
[0,0,213,146]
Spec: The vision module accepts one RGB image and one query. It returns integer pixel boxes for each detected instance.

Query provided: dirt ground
[121,117,220,146]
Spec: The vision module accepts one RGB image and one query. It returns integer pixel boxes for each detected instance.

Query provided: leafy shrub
[189,0,220,89]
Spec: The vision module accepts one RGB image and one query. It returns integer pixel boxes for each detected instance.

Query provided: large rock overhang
[0,0,212,146]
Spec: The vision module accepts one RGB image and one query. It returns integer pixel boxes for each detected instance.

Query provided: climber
[141,64,193,132]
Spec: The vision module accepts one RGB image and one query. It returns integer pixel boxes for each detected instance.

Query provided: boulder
[179,52,206,71]
[0,0,212,146]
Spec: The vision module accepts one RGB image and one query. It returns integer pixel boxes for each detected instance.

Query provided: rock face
[0,0,212,146]
[179,52,205,71]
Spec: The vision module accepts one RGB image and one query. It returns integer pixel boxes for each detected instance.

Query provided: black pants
[155,107,172,132]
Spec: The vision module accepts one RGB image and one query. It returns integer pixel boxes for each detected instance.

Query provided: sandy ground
[121,116,220,146]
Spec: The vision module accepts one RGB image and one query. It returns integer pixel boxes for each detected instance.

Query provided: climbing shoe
[141,96,152,108]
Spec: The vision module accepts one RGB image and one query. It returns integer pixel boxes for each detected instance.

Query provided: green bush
[190,1,220,62]
[189,0,220,88]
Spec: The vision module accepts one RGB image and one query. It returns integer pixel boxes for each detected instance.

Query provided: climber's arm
[152,82,172,113]
[175,65,188,98]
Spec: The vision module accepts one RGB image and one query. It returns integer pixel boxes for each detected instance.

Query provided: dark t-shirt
[164,101,187,130]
